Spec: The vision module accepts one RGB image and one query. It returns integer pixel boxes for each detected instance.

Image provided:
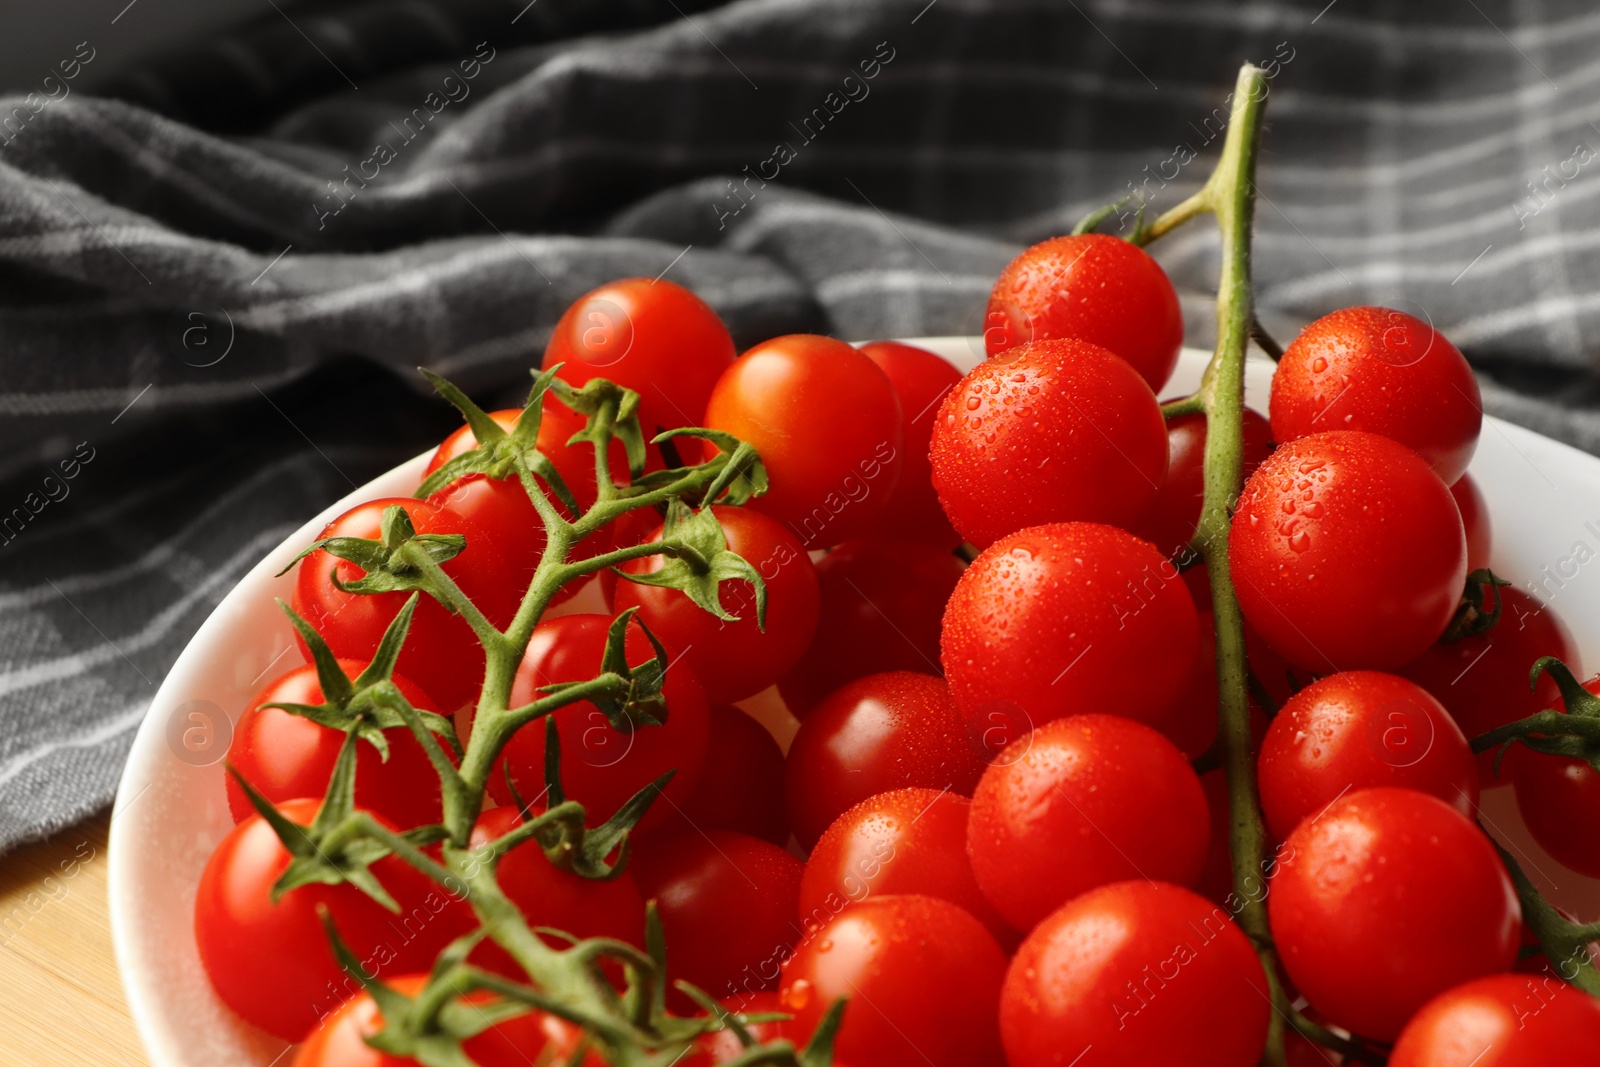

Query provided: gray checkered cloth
[2,0,1598,850]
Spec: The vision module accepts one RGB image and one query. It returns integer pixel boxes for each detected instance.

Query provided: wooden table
[0,811,151,1067]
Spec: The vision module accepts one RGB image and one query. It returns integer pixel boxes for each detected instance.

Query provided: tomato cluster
[192,256,1600,1067]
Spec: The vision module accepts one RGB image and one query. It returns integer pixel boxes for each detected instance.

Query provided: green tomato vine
[242,364,840,1066]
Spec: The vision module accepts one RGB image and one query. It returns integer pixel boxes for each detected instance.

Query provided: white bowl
[110,339,1600,1066]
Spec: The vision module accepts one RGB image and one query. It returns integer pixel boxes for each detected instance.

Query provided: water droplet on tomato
[784,980,814,1010]
[1289,531,1312,552]
[1311,356,1328,373]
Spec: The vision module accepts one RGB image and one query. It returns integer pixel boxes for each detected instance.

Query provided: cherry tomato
[542,277,736,434]
[1269,787,1520,1040]
[1000,880,1269,1067]
[855,341,964,548]
[985,233,1184,390]
[653,705,788,845]
[292,973,595,1067]
[1452,472,1492,572]
[613,505,820,704]
[225,661,446,831]
[776,538,965,718]
[484,614,710,833]
[633,830,803,1006]
[941,522,1199,753]
[465,806,645,978]
[1230,431,1466,673]
[1270,306,1482,485]
[1401,584,1579,785]
[195,799,471,1042]
[784,672,987,848]
[1389,973,1600,1066]
[703,334,904,548]
[800,787,1013,944]
[1257,671,1479,842]
[1512,673,1600,877]
[967,714,1209,931]
[1133,408,1274,559]
[780,894,1006,1067]
[930,339,1168,548]
[424,401,650,604]
[293,498,518,713]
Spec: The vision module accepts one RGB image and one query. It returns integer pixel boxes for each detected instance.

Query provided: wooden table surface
[1,810,151,1067]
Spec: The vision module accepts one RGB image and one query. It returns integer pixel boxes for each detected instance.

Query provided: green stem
[1133,188,1209,246]
[1492,837,1600,996]
[1182,64,1285,1067]
[1161,395,1206,420]
[399,543,506,655]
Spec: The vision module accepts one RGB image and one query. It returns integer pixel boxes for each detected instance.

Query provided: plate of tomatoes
[110,64,1600,1067]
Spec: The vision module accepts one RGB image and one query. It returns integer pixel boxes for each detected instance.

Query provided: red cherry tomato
[854,341,963,548]
[1513,673,1600,877]
[424,402,650,604]
[484,614,710,833]
[293,498,518,713]
[1230,431,1467,673]
[195,799,470,1042]
[542,277,736,434]
[703,334,904,548]
[466,806,645,978]
[941,522,1200,753]
[985,233,1184,390]
[967,714,1209,932]
[800,787,1013,944]
[613,505,820,705]
[1401,585,1579,785]
[291,973,595,1067]
[1270,306,1482,485]
[1257,671,1479,842]
[1389,973,1600,1066]
[225,661,446,831]
[781,894,1006,1067]
[784,672,987,848]
[930,339,1168,548]
[776,538,965,718]
[1000,880,1269,1067]
[1269,787,1520,1040]
[633,830,803,1007]
[1134,408,1274,559]
[653,705,789,845]
[1452,472,1492,572]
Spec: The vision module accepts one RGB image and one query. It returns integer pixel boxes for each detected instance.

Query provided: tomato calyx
[1471,656,1600,773]
[550,376,652,482]
[647,426,769,508]
[484,717,672,883]
[231,731,430,910]
[536,608,675,733]
[612,499,768,628]
[1440,567,1513,643]
[415,365,583,517]
[269,596,460,761]
[284,503,472,606]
